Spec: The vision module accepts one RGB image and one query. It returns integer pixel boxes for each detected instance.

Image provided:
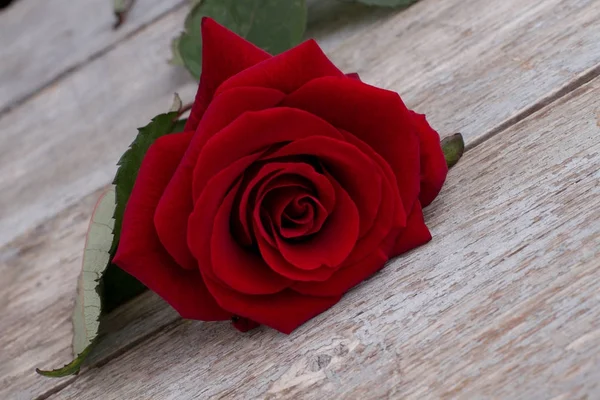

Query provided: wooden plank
[1,0,599,397]
[326,0,600,147]
[0,5,396,398]
[0,0,186,114]
[0,7,196,250]
[2,0,599,250]
[0,0,388,251]
[0,0,388,115]
[49,75,600,400]
[0,187,180,399]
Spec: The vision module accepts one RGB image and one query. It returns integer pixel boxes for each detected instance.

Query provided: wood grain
[0,0,387,115]
[326,0,600,148]
[1,0,600,398]
[0,186,180,399]
[2,0,599,250]
[0,4,397,397]
[0,0,186,114]
[0,7,196,250]
[50,74,600,400]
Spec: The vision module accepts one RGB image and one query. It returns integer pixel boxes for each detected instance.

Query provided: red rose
[113,18,448,334]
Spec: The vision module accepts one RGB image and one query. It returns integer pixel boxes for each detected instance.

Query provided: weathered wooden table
[1,0,599,399]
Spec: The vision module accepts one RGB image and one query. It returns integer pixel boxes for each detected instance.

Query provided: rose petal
[188,152,265,284]
[255,219,337,282]
[264,136,382,237]
[293,201,431,297]
[215,39,343,97]
[210,181,291,295]
[282,76,420,214]
[410,111,448,207]
[192,108,344,200]
[277,196,328,239]
[338,129,404,265]
[234,162,332,246]
[241,162,335,245]
[203,278,342,334]
[256,164,336,215]
[184,18,271,131]
[274,172,359,270]
[155,87,284,270]
[114,132,230,320]
[292,249,388,297]
[264,188,316,236]
[391,201,432,256]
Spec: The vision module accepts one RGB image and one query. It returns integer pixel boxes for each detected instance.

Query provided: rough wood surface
[327,0,600,148]
[1,0,599,398]
[0,0,393,251]
[51,75,600,400]
[0,186,180,399]
[0,4,397,398]
[2,0,599,250]
[0,8,196,250]
[0,0,186,114]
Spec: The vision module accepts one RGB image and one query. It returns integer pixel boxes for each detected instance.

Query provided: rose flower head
[113,18,448,334]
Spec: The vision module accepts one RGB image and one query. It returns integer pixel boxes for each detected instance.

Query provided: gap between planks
[467,62,600,151]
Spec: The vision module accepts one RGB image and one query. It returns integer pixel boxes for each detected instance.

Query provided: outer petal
[337,128,404,265]
[113,132,230,320]
[390,201,432,256]
[410,111,448,207]
[282,76,421,214]
[292,250,388,297]
[215,39,344,97]
[155,87,285,270]
[192,108,344,200]
[203,279,342,334]
[184,18,271,131]
[293,201,431,297]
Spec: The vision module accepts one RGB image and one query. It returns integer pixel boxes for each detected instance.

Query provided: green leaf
[169,35,185,66]
[100,264,146,314]
[102,116,188,313]
[113,0,136,29]
[36,343,95,378]
[104,108,187,311]
[72,187,116,356]
[172,118,188,133]
[110,111,180,254]
[175,0,308,80]
[178,33,203,80]
[441,133,465,169]
[36,187,116,377]
[37,107,187,378]
[354,0,419,7]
